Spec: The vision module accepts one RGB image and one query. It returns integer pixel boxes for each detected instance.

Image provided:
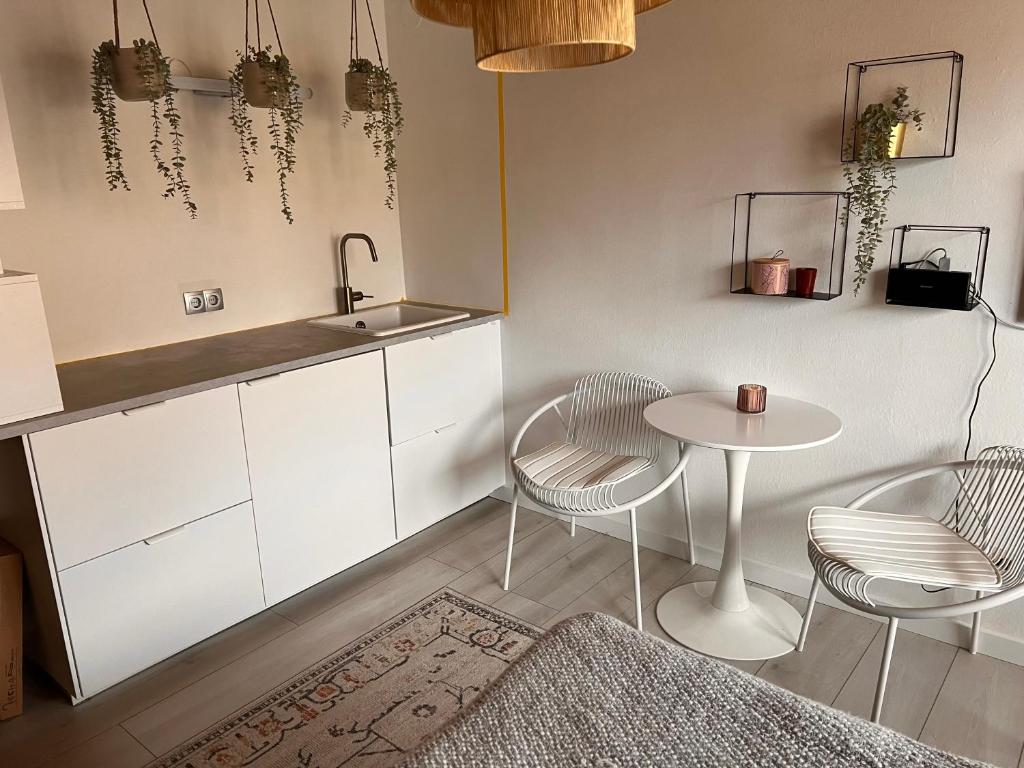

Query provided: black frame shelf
[841,51,964,163]
[886,225,990,311]
[730,192,851,302]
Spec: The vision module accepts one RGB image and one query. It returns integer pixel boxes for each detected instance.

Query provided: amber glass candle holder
[737,384,767,414]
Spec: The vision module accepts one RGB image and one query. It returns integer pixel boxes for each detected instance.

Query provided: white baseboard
[490,485,1024,667]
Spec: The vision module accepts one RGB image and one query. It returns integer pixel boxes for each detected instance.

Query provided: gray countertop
[1,304,502,440]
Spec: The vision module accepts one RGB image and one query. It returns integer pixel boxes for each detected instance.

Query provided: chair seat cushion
[513,441,652,491]
[809,506,1002,590]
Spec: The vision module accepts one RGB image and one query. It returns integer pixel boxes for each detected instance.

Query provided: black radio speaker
[885,268,974,311]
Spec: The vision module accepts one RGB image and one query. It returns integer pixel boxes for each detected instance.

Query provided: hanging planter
[342,0,404,210]
[90,0,196,218]
[228,0,303,224]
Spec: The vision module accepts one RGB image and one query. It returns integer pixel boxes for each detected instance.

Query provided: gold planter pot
[888,122,907,159]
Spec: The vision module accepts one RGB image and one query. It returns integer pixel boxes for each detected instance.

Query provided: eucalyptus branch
[229,59,257,183]
[91,41,129,191]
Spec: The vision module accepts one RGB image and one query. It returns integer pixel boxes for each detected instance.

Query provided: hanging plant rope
[91,0,196,218]
[342,0,403,209]
[229,0,303,224]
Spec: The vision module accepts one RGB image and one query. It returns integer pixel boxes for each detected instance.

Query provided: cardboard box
[0,538,22,720]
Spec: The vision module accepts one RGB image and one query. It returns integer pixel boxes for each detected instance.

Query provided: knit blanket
[401,612,987,768]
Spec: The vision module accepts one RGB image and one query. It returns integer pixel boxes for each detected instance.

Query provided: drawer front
[58,502,265,698]
[240,352,396,606]
[30,385,251,570]
[392,407,505,540]
[385,321,502,445]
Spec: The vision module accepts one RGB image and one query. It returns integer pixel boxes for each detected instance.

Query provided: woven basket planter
[241,61,288,109]
[345,71,384,112]
[109,46,167,102]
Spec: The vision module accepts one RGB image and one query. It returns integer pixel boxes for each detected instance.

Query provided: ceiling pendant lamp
[635,0,672,11]
[474,0,636,73]
[409,0,473,27]
[408,0,672,27]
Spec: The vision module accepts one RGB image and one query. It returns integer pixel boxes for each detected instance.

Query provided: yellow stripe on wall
[497,73,510,316]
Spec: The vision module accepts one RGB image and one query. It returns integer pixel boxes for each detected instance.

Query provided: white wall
[385,2,505,311]
[0,0,405,362]
[497,0,1024,643]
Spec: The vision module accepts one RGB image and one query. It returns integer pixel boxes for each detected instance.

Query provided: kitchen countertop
[0,303,502,440]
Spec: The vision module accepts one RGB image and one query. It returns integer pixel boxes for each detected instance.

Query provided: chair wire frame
[514,372,672,516]
[810,445,1024,607]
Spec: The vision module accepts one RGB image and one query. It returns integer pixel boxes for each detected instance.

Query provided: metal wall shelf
[841,51,963,163]
[730,192,850,301]
[886,225,990,311]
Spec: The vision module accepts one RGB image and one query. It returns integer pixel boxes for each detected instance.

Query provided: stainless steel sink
[309,304,470,337]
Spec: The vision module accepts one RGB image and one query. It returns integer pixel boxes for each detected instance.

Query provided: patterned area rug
[147,590,543,768]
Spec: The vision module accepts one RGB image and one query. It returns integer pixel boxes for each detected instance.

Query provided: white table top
[644,391,842,452]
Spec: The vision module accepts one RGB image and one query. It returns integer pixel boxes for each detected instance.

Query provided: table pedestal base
[656,581,803,661]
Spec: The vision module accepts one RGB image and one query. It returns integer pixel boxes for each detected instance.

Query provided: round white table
[644,391,842,661]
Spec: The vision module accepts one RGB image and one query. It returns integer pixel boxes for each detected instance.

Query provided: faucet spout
[338,233,380,315]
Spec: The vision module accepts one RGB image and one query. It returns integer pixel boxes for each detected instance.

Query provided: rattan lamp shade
[636,0,672,11]
[409,0,473,27]
[474,0,636,72]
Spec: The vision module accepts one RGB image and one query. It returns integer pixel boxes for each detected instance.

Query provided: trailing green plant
[229,45,303,224]
[91,41,129,192]
[842,86,923,294]
[342,58,403,210]
[89,38,197,218]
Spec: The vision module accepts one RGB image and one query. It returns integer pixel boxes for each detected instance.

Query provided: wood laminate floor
[4,497,1024,768]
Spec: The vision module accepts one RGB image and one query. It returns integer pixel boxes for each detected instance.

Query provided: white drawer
[58,502,265,698]
[385,321,502,445]
[392,408,505,539]
[29,385,251,570]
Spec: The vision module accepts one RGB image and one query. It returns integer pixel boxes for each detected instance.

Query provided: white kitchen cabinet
[387,321,505,537]
[29,385,251,570]
[0,272,62,427]
[59,501,265,698]
[385,322,503,445]
[239,351,396,606]
[392,409,505,539]
[0,70,24,215]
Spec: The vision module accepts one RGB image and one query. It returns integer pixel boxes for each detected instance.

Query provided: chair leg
[796,576,819,652]
[629,508,643,632]
[872,617,899,724]
[502,488,519,591]
[679,444,695,565]
[570,516,576,537]
[971,590,983,654]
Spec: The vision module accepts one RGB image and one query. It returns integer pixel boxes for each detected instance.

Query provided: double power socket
[183,288,225,315]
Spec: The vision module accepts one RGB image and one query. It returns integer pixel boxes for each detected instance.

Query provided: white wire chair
[504,372,694,632]
[797,445,1024,723]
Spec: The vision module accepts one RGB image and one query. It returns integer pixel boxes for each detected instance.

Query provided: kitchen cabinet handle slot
[434,423,458,434]
[245,374,283,387]
[121,401,168,416]
[144,524,189,546]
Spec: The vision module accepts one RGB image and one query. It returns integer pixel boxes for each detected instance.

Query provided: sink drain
[355,321,367,329]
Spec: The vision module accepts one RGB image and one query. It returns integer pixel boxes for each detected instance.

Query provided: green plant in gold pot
[90,0,196,218]
[843,86,923,294]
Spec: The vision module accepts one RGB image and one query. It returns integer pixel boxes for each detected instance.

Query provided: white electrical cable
[996,316,1024,331]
